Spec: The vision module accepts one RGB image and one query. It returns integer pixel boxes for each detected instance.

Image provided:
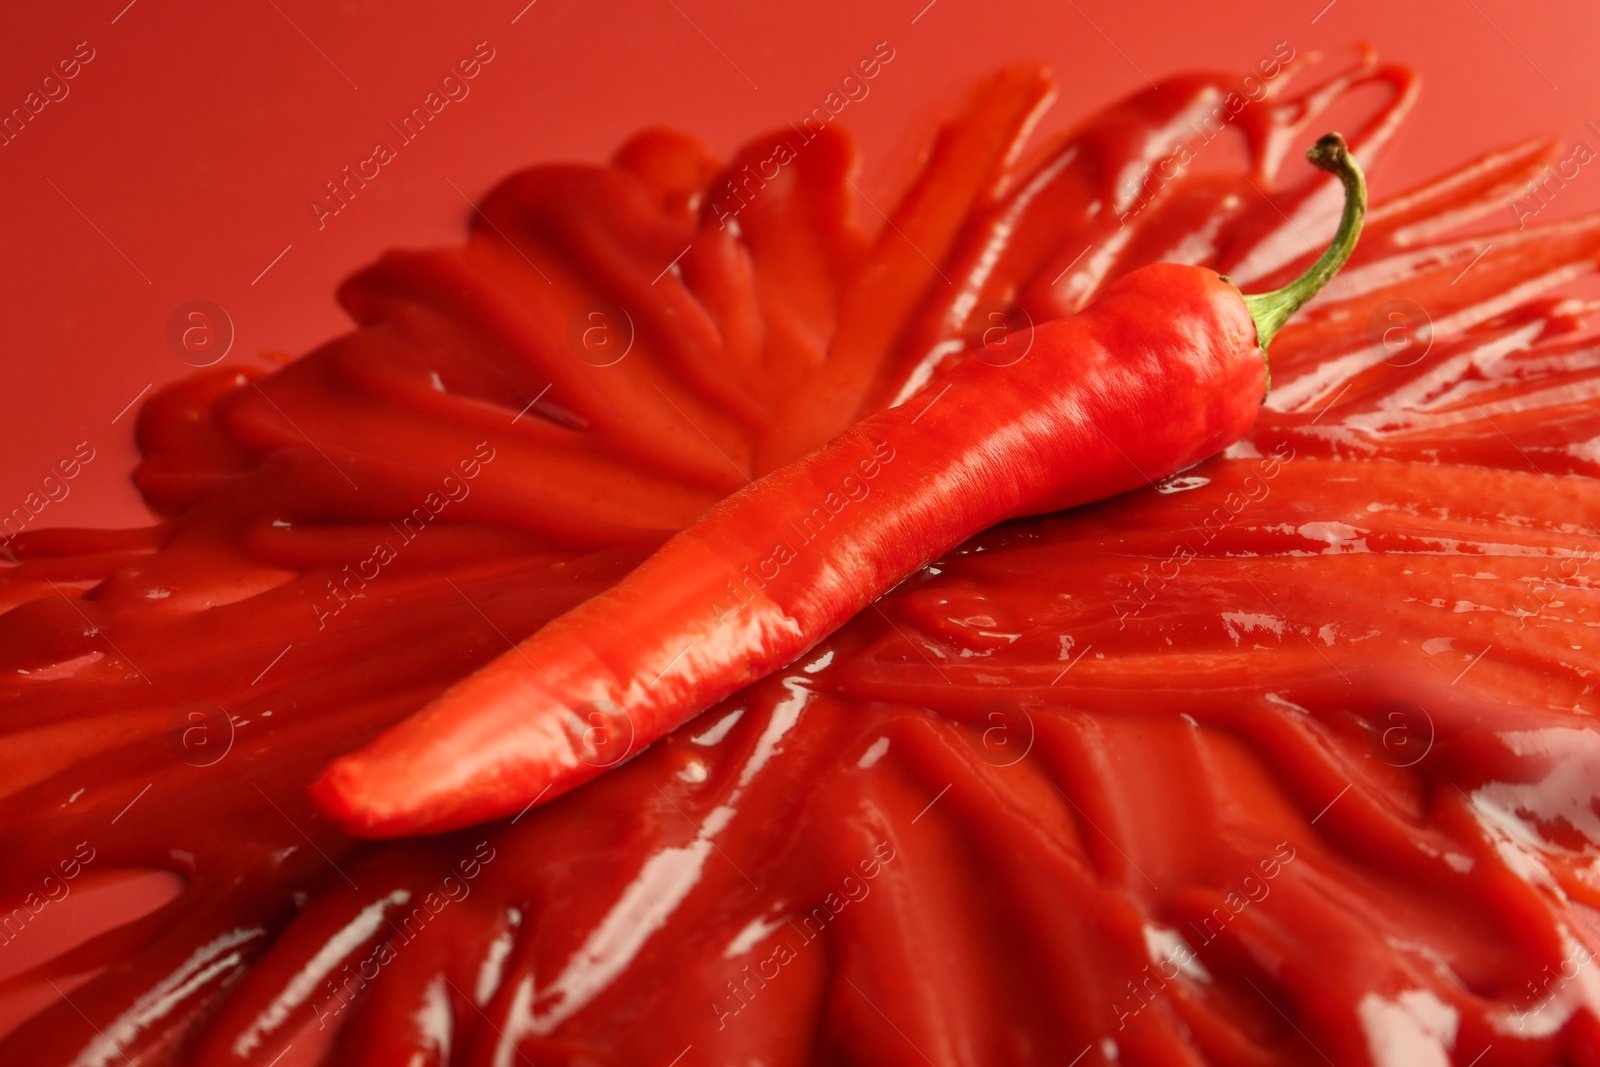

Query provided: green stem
[1239,132,1367,351]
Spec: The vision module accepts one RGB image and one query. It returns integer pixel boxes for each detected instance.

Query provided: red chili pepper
[311,133,1368,838]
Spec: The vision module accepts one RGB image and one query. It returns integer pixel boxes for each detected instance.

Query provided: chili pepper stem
[1239,132,1368,353]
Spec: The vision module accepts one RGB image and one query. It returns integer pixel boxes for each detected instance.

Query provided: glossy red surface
[5,44,1600,1067]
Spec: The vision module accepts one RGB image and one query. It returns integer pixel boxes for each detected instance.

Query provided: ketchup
[4,52,1600,1066]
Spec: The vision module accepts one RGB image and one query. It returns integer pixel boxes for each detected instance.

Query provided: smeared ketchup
[4,51,1600,1065]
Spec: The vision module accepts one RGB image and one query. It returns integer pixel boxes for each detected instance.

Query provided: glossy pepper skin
[312,137,1366,839]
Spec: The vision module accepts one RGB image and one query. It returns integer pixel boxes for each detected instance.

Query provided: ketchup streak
[5,52,1600,1066]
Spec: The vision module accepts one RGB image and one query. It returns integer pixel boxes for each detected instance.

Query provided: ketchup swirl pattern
[4,51,1600,1065]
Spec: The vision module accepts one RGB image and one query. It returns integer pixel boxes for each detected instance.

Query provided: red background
[1,0,1597,534]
